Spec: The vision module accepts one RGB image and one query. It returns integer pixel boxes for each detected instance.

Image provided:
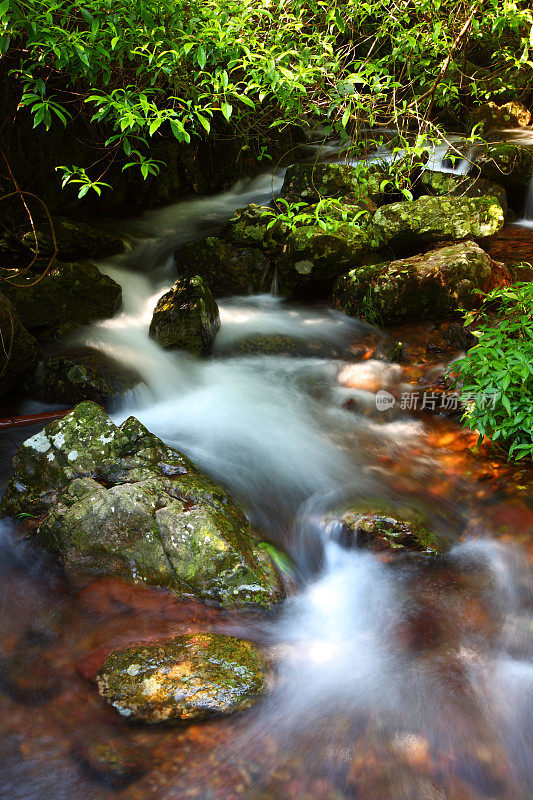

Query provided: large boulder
[28,350,139,405]
[333,241,495,324]
[149,276,220,355]
[0,402,283,608]
[371,195,504,250]
[174,238,272,296]
[1,262,122,341]
[417,171,508,217]
[465,102,531,134]
[280,163,387,204]
[445,141,533,189]
[279,224,371,290]
[220,204,289,252]
[17,217,124,261]
[0,293,40,396]
[97,634,267,723]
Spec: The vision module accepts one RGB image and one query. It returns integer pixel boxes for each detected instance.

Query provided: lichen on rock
[97,633,267,723]
[0,402,284,608]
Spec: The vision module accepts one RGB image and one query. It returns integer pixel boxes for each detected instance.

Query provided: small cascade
[521,173,533,226]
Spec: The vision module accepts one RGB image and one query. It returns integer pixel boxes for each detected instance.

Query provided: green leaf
[221,101,233,121]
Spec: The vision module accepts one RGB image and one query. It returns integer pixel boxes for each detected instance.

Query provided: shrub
[452,281,533,460]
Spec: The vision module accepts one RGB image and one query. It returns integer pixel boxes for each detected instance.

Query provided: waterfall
[522,173,533,225]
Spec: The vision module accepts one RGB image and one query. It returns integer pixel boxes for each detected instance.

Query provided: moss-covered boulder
[0,402,283,608]
[18,217,124,261]
[371,195,504,250]
[97,634,267,723]
[28,350,139,405]
[446,141,533,189]
[1,262,122,341]
[174,238,272,296]
[333,241,494,324]
[280,163,386,204]
[220,204,289,252]
[279,224,371,290]
[149,276,220,355]
[0,293,41,396]
[328,503,444,555]
[465,102,531,134]
[417,171,508,217]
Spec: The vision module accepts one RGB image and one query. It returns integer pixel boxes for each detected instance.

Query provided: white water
[517,174,533,228]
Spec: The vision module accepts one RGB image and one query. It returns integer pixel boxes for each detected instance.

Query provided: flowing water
[0,163,532,800]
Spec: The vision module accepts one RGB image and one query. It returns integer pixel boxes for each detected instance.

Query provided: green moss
[97,633,267,723]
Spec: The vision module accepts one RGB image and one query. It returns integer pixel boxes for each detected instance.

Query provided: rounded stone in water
[97,633,267,723]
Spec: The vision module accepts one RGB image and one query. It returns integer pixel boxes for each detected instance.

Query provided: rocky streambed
[0,138,532,799]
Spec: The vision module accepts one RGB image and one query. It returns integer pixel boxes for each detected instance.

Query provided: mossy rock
[18,217,124,261]
[329,502,444,555]
[220,203,290,252]
[279,224,370,289]
[1,402,284,608]
[174,238,272,296]
[149,275,220,355]
[445,141,533,189]
[1,261,122,341]
[0,293,41,396]
[280,163,387,204]
[417,171,508,218]
[27,350,139,405]
[333,241,494,324]
[465,102,531,134]
[97,633,267,723]
[371,195,504,251]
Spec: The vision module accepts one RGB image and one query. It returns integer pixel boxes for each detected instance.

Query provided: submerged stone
[73,733,148,788]
[174,237,272,296]
[371,195,504,250]
[0,402,284,608]
[97,633,267,723]
[333,241,494,324]
[149,275,220,355]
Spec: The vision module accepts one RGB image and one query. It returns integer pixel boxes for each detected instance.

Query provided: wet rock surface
[279,224,370,289]
[333,241,495,324]
[329,504,444,556]
[280,163,386,204]
[96,633,267,723]
[0,402,284,607]
[174,237,272,296]
[417,171,509,217]
[28,349,139,405]
[372,195,504,250]
[149,275,220,355]
[1,261,122,341]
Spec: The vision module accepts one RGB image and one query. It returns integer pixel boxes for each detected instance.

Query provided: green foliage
[453,282,533,461]
[264,197,370,234]
[1,0,532,192]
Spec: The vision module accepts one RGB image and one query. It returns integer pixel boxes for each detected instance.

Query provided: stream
[0,155,532,800]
